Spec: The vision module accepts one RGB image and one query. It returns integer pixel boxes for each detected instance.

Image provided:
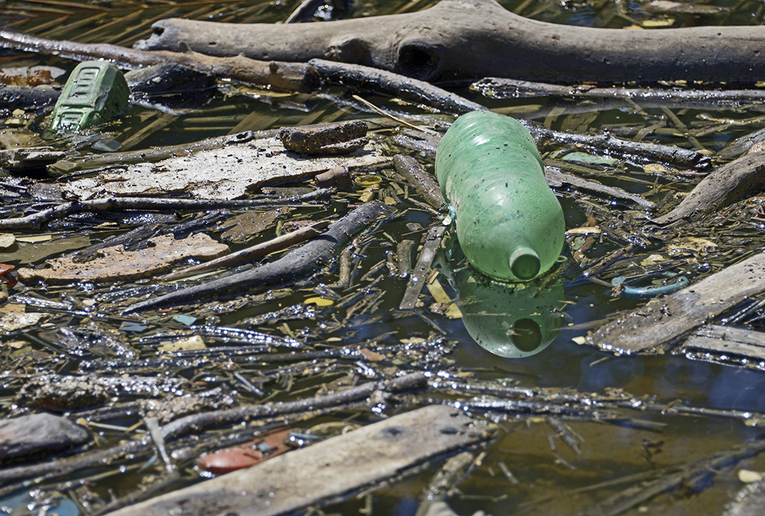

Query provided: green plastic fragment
[50,61,129,132]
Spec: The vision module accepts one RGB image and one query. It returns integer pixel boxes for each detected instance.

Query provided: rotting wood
[679,325,765,368]
[122,201,394,313]
[586,252,765,355]
[652,151,765,226]
[105,405,492,516]
[393,154,446,210]
[0,29,315,92]
[162,220,331,280]
[400,225,446,310]
[134,0,765,84]
[60,136,388,201]
[18,233,229,283]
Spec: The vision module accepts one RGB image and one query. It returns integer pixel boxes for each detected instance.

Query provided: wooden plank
[587,252,765,355]
[106,405,492,516]
[681,325,765,361]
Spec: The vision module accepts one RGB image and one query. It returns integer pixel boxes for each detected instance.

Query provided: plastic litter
[50,60,129,132]
[435,111,565,282]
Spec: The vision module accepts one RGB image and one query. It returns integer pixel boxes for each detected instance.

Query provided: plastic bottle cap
[509,247,540,280]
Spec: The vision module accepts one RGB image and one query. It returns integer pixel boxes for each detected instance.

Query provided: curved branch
[136,0,765,83]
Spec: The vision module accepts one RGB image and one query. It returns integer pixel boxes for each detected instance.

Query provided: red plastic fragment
[198,427,291,474]
[0,263,16,288]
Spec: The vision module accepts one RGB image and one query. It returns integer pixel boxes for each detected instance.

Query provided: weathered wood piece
[135,0,765,84]
[393,154,446,210]
[123,201,393,313]
[0,413,90,460]
[61,136,388,201]
[522,121,710,170]
[652,151,765,225]
[679,325,765,363]
[587,252,765,355]
[400,225,446,310]
[19,233,229,283]
[0,30,314,92]
[106,405,492,516]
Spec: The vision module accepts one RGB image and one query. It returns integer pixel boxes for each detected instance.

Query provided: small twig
[352,95,442,137]
[143,416,175,473]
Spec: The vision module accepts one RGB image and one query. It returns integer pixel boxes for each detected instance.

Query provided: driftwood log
[652,150,765,226]
[136,0,765,83]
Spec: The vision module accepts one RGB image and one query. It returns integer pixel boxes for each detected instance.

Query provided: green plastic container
[435,111,565,282]
[50,61,129,132]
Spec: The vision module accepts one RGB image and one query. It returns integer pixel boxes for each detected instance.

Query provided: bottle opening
[509,247,540,280]
[511,318,542,352]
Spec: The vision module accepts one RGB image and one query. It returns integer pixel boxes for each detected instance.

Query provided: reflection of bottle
[435,111,565,282]
[457,271,566,358]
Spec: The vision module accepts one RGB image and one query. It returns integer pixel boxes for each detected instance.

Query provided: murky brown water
[2,0,765,515]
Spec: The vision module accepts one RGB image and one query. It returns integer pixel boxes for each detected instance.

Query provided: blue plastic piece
[611,273,689,299]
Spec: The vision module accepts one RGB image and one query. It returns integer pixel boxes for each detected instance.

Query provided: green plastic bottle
[435,111,565,282]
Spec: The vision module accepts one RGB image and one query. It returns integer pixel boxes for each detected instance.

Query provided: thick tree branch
[136,0,765,83]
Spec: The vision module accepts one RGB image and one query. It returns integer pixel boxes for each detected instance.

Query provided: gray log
[136,0,765,83]
[105,405,492,516]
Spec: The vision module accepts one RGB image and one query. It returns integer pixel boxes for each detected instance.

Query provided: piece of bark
[0,30,315,92]
[586,252,765,355]
[314,166,353,188]
[651,151,765,226]
[393,154,446,210]
[0,413,90,461]
[19,233,229,283]
[122,201,394,313]
[105,405,492,516]
[135,0,765,84]
[279,120,368,155]
[0,147,66,173]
